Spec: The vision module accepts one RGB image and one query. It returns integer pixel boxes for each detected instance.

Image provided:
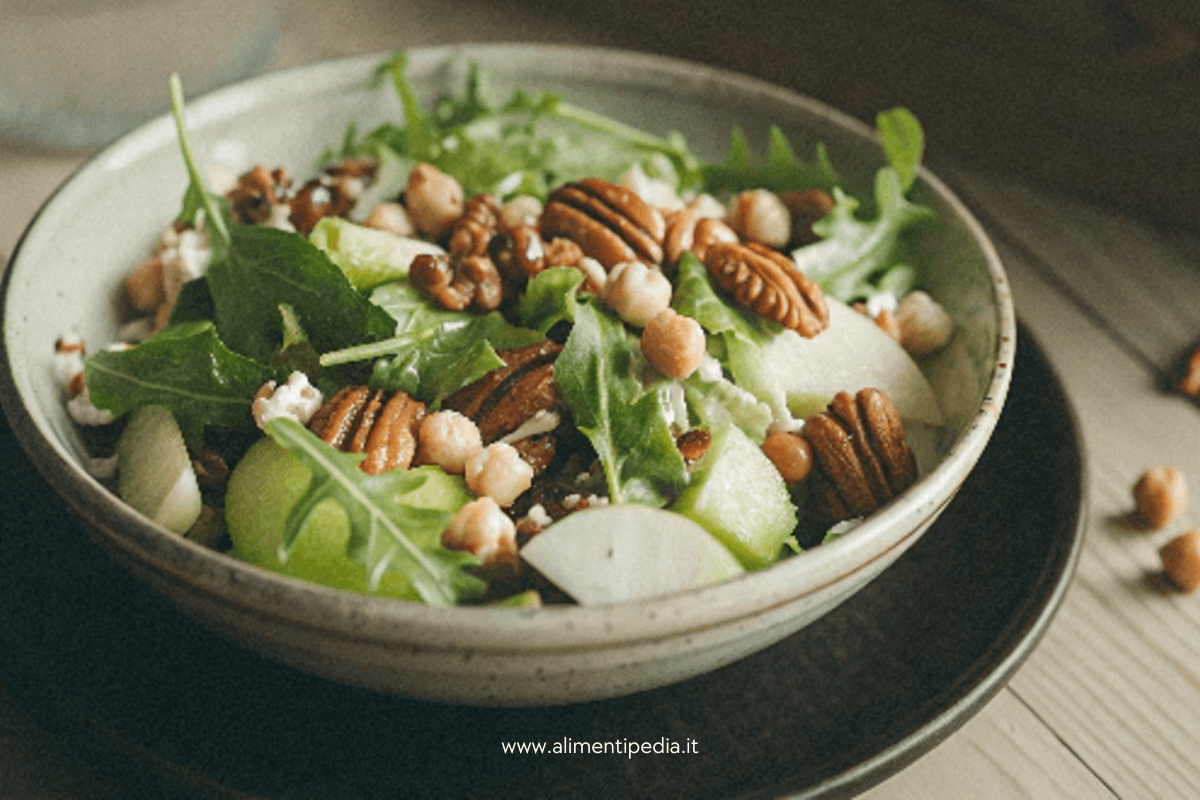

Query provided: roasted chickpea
[406,163,464,239]
[1134,466,1187,530]
[761,431,813,484]
[641,308,706,379]
[604,261,672,327]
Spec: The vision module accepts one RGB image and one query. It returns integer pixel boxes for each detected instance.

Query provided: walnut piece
[702,240,830,338]
[539,177,665,269]
[802,388,918,523]
[307,386,425,475]
[409,252,503,313]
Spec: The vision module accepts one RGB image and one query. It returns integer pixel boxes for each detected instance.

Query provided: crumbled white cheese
[865,291,898,319]
[251,371,324,430]
[498,410,561,444]
[67,386,115,426]
[621,162,682,212]
[268,202,296,232]
[161,226,212,305]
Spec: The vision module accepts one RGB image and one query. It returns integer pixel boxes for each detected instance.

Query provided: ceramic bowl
[0,45,1014,706]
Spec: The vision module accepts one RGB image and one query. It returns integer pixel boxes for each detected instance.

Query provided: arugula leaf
[169,74,230,244]
[513,266,584,334]
[264,418,486,606]
[701,125,838,195]
[320,281,543,405]
[343,52,702,199]
[876,107,925,192]
[681,369,773,443]
[554,301,689,506]
[85,321,285,444]
[792,167,936,303]
[204,224,396,361]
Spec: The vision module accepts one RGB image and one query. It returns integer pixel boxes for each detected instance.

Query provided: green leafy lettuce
[554,301,689,506]
[85,321,285,444]
[791,167,935,303]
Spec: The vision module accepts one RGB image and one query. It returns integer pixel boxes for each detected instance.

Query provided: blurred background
[1,0,1198,235]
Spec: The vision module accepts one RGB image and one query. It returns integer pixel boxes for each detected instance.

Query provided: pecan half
[702,241,829,337]
[308,386,425,474]
[539,177,665,269]
[488,224,548,283]
[442,340,563,445]
[802,388,917,523]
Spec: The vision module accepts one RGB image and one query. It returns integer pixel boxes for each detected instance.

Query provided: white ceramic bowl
[0,45,1014,706]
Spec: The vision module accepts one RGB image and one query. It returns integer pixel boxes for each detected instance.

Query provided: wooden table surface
[3,3,1200,797]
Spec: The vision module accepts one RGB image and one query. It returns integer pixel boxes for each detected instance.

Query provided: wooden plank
[861,689,1115,799]
[940,168,1200,798]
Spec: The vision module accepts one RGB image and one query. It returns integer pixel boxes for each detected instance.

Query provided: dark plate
[0,322,1084,799]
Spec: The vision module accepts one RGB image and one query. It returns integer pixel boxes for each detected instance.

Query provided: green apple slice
[729,297,945,426]
[116,405,201,535]
[309,216,444,291]
[224,437,473,598]
[520,505,745,605]
[670,422,797,570]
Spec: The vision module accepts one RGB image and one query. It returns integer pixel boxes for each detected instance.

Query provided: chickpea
[1160,529,1200,593]
[405,163,464,239]
[641,308,706,379]
[465,442,534,507]
[125,255,165,313]
[363,201,414,236]
[604,261,672,327]
[728,189,791,249]
[1133,466,1187,530]
[415,410,483,474]
[443,496,518,570]
[895,290,954,356]
[761,431,813,484]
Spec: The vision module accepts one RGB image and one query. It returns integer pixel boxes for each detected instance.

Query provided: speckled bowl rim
[0,44,1015,658]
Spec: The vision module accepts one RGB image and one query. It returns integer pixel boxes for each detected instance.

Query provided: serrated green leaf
[264,418,485,606]
[793,167,936,303]
[513,266,583,334]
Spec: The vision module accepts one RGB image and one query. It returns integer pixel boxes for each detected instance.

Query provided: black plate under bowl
[0,322,1084,799]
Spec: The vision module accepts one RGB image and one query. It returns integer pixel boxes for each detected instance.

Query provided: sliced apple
[520,505,745,605]
[116,405,201,535]
[728,297,945,426]
[309,216,444,291]
[670,422,797,569]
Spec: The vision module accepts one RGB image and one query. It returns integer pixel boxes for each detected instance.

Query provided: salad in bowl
[3,45,1011,703]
